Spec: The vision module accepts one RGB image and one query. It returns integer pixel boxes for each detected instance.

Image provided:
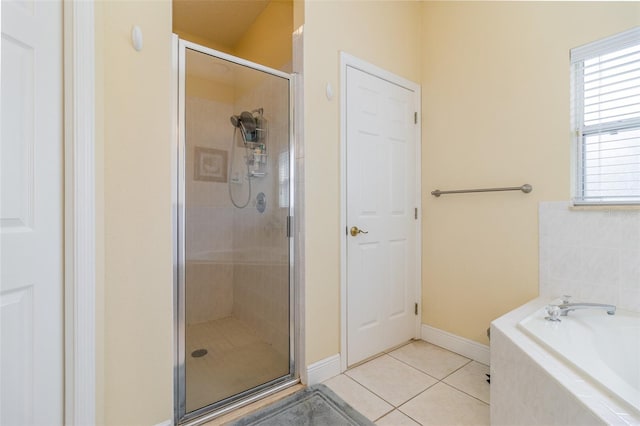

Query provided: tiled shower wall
[231,72,290,356]
[185,64,291,354]
[185,261,233,324]
[539,201,640,312]
[233,263,290,357]
[185,94,235,325]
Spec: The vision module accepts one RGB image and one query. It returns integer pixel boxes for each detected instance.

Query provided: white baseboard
[305,354,341,385]
[153,420,172,426]
[421,324,490,365]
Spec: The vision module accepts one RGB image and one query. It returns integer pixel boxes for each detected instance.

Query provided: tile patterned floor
[186,317,289,412]
[324,340,490,426]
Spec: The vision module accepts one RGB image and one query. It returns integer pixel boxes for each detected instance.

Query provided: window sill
[570,202,640,211]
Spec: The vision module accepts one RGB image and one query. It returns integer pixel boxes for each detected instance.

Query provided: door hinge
[415,302,419,315]
[414,207,418,220]
[286,216,292,238]
[414,111,418,124]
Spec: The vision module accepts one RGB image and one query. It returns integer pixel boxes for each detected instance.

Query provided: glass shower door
[176,41,294,422]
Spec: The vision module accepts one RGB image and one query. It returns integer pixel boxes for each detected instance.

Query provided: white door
[346,65,419,366]
[1,1,64,424]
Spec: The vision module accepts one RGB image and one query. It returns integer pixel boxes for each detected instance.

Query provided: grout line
[393,379,439,410]
[384,352,439,378]
[341,372,398,408]
[439,381,490,406]
[439,359,473,381]
[372,407,396,424]
[386,350,469,383]
[342,350,490,424]
[439,360,491,405]
[385,352,443,382]
[396,407,426,426]
[345,355,440,408]
[373,407,426,426]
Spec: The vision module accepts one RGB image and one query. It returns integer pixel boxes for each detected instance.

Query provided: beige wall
[234,0,294,71]
[302,1,422,364]
[420,2,639,345]
[174,1,293,72]
[97,1,174,424]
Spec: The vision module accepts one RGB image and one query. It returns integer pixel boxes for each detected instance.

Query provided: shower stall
[174,39,297,424]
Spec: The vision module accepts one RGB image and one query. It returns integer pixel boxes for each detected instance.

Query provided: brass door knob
[350,226,369,237]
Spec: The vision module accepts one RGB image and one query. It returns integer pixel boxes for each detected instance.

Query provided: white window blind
[571,27,640,205]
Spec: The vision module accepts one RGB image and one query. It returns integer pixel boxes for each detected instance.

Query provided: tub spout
[558,302,616,316]
[545,296,616,321]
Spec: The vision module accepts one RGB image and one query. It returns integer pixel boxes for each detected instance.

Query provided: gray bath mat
[229,384,374,426]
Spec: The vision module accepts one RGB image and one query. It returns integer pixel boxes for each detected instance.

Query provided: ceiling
[173,0,271,49]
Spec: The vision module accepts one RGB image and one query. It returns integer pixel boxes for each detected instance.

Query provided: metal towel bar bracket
[431,184,532,197]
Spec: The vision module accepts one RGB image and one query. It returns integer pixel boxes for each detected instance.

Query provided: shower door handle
[350,226,368,237]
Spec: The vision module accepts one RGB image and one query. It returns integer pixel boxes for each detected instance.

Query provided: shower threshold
[182,378,301,426]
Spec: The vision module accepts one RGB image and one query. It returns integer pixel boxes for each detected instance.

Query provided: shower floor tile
[186,316,289,412]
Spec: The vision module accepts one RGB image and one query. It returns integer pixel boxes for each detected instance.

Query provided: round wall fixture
[191,349,207,358]
[132,26,143,51]
[326,82,334,100]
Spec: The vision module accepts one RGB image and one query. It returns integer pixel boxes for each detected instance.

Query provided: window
[571,27,640,205]
[278,151,289,208]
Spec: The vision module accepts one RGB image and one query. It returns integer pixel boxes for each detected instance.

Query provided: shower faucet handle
[561,295,572,304]
[545,305,562,322]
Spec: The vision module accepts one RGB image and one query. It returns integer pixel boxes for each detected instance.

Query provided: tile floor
[186,317,289,412]
[324,340,490,425]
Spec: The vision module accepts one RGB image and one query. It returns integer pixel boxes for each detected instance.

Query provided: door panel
[1,288,34,424]
[1,34,34,229]
[391,141,407,214]
[346,66,418,366]
[388,240,407,318]
[1,1,63,424]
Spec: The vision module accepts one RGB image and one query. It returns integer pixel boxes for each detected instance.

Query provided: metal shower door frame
[173,37,299,425]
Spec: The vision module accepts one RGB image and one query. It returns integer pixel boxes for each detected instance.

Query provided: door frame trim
[63,1,96,424]
[339,52,422,372]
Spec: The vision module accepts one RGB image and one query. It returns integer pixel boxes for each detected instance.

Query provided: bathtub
[491,297,640,425]
[519,301,640,415]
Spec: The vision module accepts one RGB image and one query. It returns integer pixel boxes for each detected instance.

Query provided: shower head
[230,111,260,143]
[230,111,256,132]
[239,111,256,132]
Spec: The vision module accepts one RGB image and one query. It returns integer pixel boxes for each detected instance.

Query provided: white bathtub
[519,301,640,415]
[491,297,640,425]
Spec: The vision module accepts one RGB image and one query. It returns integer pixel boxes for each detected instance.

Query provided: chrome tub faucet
[545,295,616,322]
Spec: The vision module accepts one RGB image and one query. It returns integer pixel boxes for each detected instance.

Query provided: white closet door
[346,65,419,366]
[1,1,64,424]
